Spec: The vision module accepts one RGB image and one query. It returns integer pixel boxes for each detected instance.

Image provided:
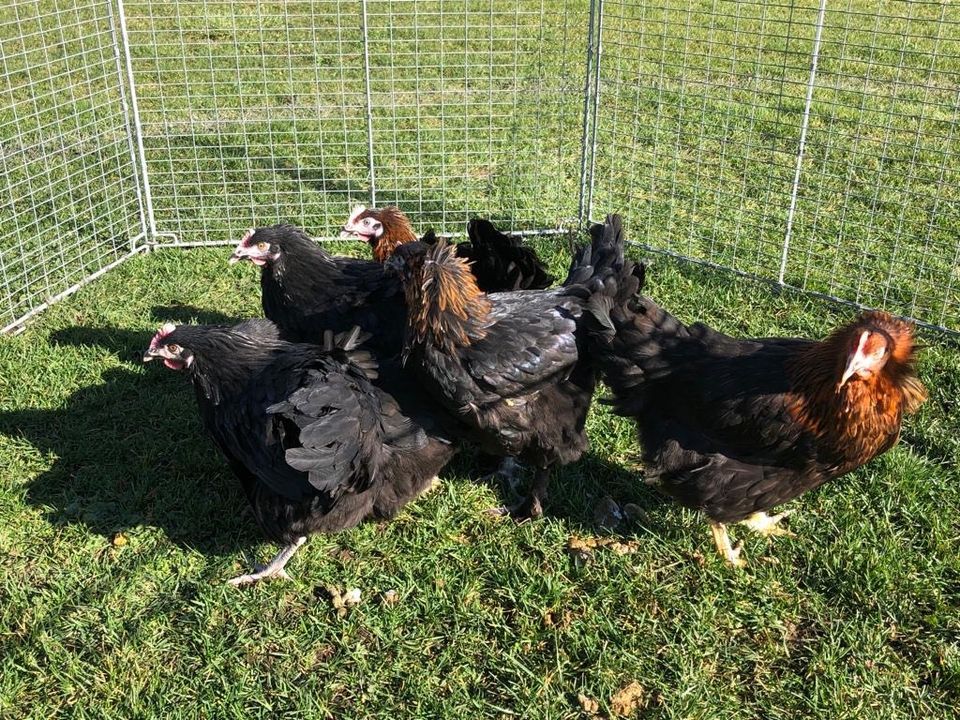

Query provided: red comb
[149,322,177,351]
[346,205,367,225]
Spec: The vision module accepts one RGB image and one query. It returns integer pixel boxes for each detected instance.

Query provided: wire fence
[0,0,146,332]
[122,0,589,245]
[1,0,958,333]
[589,0,960,328]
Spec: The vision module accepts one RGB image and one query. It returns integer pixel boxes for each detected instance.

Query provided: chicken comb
[240,227,256,246]
[346,204,368,225]
[149,322,177,351]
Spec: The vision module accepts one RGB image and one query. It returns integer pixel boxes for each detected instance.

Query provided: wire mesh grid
[2,0,959,332]
[122,0,589,245]
[589,0,960,329]
[0,0,146,333]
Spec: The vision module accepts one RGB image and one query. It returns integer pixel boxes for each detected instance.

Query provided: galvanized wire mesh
[122,0,589,244]
[1,0,959,332]
[589,0,960,329]
[0,0,146,333]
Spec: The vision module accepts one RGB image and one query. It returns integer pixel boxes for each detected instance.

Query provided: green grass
[1,240,958,718]
[1,1,959,714]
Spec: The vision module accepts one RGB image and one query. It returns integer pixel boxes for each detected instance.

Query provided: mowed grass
[1,238,958,718]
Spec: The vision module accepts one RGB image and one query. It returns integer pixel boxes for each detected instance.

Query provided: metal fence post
[779,0,828,285]
[577,0,601,229]
[113,0,162,247]
[360,0,377,207]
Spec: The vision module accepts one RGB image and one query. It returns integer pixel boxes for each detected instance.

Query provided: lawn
[1,0,960,716]
[0,238,958,718]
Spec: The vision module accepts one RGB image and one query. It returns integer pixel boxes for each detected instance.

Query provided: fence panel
[786,0,960,328]
[124,0,589,243]
[0,0,146,332]
[591,0,960,331]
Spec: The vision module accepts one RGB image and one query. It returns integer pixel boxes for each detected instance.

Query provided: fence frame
[2,0,957,335]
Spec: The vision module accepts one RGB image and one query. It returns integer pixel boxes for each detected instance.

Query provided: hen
[143,319,459,584]
[229,224,405,355]
[384,214,624,518]
[585,237,927,566]
[341,205,554,291]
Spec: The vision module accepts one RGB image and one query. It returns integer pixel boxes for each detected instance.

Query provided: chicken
[460,218,555,292]
[340,205,418,263]
[584,231,927,566]
[143,319,459,585]
[341,205,554,292]
[229,224,406,355]
[384,214,624,518]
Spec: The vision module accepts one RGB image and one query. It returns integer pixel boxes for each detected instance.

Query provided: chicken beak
[228,240,249,264]
[229,228,258,264]
[838,330,871,391]
[143,346,170,363]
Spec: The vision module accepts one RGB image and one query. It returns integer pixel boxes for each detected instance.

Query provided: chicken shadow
[540,450,680,540]
[149,303,245,328]
[6,325,260,556]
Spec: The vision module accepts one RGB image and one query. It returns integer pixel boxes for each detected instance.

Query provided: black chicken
[584,219,926,566]
[385,214,624,518]
[460,217,555,291]
[229,225,406,354]
[143,319,459,584]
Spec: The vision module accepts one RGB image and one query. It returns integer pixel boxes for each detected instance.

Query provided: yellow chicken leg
[709,521,745,568]
[740,510,795,538]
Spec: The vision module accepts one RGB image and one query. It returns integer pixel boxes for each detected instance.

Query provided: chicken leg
[709,522,745,568]
[488,465,549,521]
[227,536,307,586]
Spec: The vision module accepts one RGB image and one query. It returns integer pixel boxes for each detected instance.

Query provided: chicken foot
[227,536,307,586]
[741,510,795,538]
[709,522,745,568]
[488,466,549,521]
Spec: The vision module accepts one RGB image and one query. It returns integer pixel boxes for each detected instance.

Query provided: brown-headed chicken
[384,215,623,518]
[585,232,927,566]
[342,205,554,292]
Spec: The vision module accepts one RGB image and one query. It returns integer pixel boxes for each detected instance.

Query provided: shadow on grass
[440,446,677,542]
[149,303,246,327]
[4,325,260,556]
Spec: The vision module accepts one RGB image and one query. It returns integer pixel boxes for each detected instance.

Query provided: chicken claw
[227,536,307,586]
[741,510,796,538]
[709,522,746,568]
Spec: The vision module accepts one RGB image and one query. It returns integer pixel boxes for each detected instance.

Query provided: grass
[1,238,958,718]
[1,0,959,715]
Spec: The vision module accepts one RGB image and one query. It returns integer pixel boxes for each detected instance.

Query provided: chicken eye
[257,241,269,251]
[167,344,180,354]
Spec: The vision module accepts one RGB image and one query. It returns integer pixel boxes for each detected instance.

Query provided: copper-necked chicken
[143,320,459,584]
[229,224,406,355]
[384,214,624,518]
[585,228,927,565]
[341,205,554,292]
